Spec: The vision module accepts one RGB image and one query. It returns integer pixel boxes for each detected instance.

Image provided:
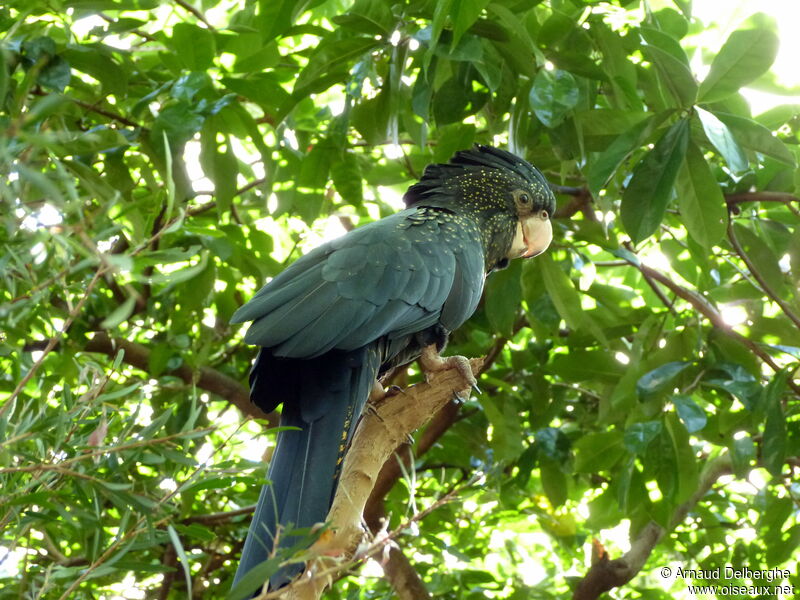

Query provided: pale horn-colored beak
[508,211,553,259]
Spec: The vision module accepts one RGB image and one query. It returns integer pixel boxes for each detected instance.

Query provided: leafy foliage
[1,0,799,598]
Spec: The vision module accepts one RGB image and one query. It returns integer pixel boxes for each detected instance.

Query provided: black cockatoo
[231,145,555,593]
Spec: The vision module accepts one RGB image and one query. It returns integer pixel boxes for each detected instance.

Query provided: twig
[56,417,246,599]
[727,221,800,332]
[82,332,273,423]
[173,0,216,30]
[602,259,800,395]
[184,505,255,525]
[0,269,105,417]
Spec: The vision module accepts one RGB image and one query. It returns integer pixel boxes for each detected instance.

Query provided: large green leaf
[529,68,580,128]
[621,118,689,243]
[676,141,727,249]
[484,259,522,336]
[587,115,654,196]
[640,42,696,107]
[694,107,748,173]
[716,112,797,166]
[169,23,215,70]
[450,0,491,48]
[698,24,779,102]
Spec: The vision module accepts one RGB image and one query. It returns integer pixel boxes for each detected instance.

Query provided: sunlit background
[2,0,798,597]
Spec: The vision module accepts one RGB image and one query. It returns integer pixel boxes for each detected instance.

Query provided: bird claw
[419,345,479,395]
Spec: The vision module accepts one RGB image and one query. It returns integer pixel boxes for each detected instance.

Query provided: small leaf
[484,259,522,336]
[729,435,756,477]
[621,118,689,243]
[330,151,363,206]
[698,23,779,102]
[529,69,580,128]
[624,421,662,454]
[636,361,690,399]
[333,0,395,37]
[641,43,696,107]
[227,557,282,600]
[762,371,788,477]
[450,0,491,48]
[695,107,748,173]
[672,395,707,432]
[167,525,193,597]
[38,56,71,91]
[100,296,136,329]
[170,23,215,70]
[539,457,568,508]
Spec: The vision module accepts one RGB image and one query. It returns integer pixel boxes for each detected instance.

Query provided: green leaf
[450,0,491,48]
[170,23,215,70]
[621,118,689,243]
[663,412,698,503]
[332,0,395,37]
[762,371,788,477]
[330,151,363,206]
[294,36,379,92]
[167,525,192,596]
[716,112,797,166]
[151,102,205,148]
[640,43,696,107]
[227,556,281,600]
[698,24,779,102]
[150,251,209,286]
[539,254,593,336]
[586,115,653,196]
[484,259,522,336]
[100,296,136,330]
[529,69,580,128]
[676,141,727,249]
[733,223,786,297]
[478,394,524,461]
[624,421,662,454]
[549,350,625,383]
[432,78,470,125]
[695,107,748,172]
[573,431,625,473]
[729,435,756,477]
[38,56,71,91]
[256,0,300,42]
[636,361,690,399]
[672,395,707,432]
[539,456,568,508]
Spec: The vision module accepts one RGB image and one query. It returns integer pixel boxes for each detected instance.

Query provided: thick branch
[82,332,274,424]
[278,358,483,600]
[573,455,733,600]
[368,504,431,600]
[381,545,432,600]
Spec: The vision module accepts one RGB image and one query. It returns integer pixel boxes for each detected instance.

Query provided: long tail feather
[233,346,380,594]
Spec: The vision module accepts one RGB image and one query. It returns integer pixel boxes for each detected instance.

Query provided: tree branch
[609,260,800,395]
[173,0,216,30]
[277,358,483,600]
[81,332,274,424]
[572,455,733,600]
[727,221,800,332]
